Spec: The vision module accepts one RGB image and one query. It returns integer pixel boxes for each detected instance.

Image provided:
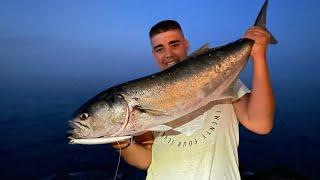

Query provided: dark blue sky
[1,0,320,84]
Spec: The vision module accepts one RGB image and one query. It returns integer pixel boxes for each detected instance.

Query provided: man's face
[151,30,189,70]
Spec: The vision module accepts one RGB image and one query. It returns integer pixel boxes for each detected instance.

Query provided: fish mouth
[69,120,91,138]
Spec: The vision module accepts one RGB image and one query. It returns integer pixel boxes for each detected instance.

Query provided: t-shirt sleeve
[232,79,251,101]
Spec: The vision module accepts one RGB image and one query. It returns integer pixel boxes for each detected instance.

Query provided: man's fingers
[112,139,130,148]
[247,28,270,38]
[247,26,266,33]
[244,29,270,44]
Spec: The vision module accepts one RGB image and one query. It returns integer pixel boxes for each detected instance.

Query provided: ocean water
[1,74,319,179]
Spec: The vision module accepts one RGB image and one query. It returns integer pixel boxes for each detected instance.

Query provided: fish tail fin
[254,0,277,44]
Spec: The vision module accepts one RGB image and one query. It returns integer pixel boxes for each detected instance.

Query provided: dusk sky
[2,1,320,178]
[1,0,320,85]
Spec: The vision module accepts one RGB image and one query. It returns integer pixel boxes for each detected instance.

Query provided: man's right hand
[109,132,154,170]
[112,139,132,150]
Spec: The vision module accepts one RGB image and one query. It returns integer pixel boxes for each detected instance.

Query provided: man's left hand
[243,26,271,60]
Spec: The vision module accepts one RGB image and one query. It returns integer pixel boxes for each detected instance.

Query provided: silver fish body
[69,39,253,139]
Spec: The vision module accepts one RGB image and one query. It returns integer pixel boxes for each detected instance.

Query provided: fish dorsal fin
[188,43,210,57]
[135,105,169,116]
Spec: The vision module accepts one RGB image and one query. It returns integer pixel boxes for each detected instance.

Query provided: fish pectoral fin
[146,125,172,132]
[188,43,210,57]
[216,87,236,101]
[135,105,169,116]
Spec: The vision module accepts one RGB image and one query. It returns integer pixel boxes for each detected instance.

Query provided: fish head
[69,93,129,139]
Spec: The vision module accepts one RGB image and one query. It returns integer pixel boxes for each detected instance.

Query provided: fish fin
[135,105,169,116]
[188,43,210,57]
[146,125,172,132]
[217,87,236,100]
[254,0,277,44]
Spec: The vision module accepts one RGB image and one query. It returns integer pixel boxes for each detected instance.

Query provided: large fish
[69,0,277,144]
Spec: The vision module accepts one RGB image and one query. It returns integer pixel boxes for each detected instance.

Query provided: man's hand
[112,139,132,150]
[243,26,271,60]
[110,132,154,170]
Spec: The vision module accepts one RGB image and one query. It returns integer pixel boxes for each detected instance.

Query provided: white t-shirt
[146,80,250,180]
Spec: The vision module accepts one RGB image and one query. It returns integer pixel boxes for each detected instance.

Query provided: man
[112,20,274,179]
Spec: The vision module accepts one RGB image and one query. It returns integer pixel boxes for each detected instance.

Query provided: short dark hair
[149,20,183,38]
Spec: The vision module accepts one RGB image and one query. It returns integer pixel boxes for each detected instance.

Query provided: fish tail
[254,0,278,44]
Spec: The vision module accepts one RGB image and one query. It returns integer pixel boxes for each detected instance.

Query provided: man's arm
[111,132,153,170]
[233,26,275,135]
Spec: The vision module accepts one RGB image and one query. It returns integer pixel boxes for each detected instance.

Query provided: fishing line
[113,141,122,180]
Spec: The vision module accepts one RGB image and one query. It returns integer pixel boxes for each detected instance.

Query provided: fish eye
[79,113,89,120]
[115,94,123,99]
